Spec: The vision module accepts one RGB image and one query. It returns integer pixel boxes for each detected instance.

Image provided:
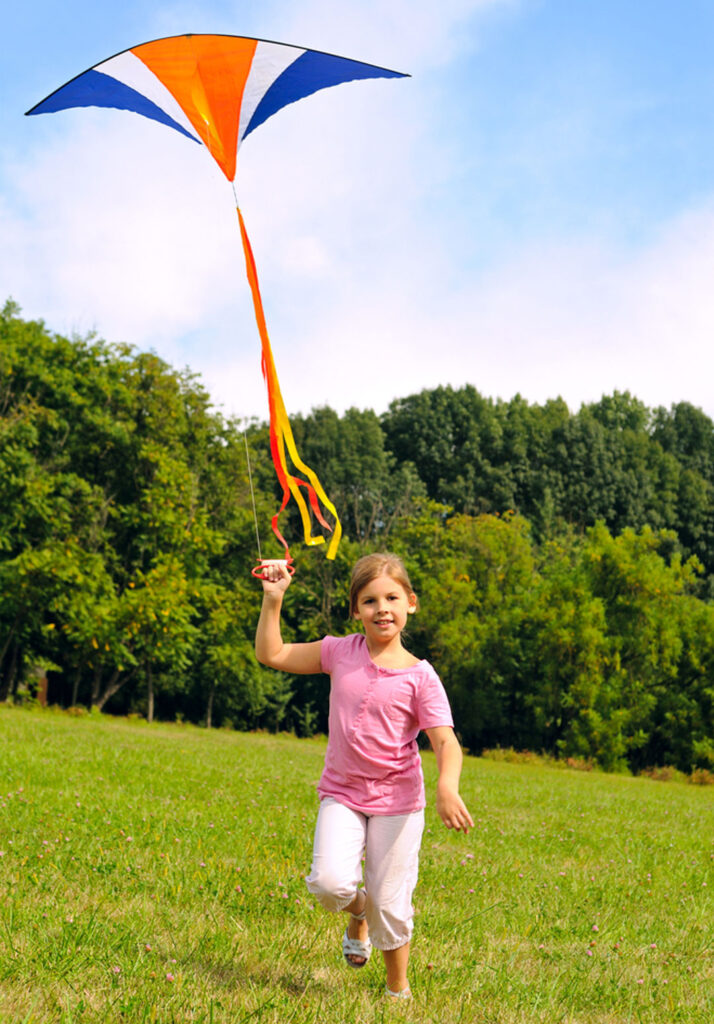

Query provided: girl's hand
[257,560,292,596]
[436,786,474,834]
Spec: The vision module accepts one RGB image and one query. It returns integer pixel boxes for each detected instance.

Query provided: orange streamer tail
[237,206,342,560]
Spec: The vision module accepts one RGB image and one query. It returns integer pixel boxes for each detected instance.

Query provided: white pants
[305,797,425,951]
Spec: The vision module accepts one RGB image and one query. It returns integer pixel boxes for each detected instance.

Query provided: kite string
[243,429,263,562]
[234,182,264,564]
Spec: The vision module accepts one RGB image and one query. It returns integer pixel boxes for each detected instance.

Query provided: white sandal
[342,926,372,967]
[342,903,371,968]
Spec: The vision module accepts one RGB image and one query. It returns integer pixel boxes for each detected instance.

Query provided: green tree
[0,304,268,714]
[581,523,706,771]
[291,406,426,544]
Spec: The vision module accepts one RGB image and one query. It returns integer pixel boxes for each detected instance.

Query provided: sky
[3,0,714,424]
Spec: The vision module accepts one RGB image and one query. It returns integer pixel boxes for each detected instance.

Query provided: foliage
[0,302,261,722]
[382,384,714,576]
[2,303,714,772]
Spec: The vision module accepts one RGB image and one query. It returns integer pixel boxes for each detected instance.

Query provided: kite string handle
[251,557,295,580]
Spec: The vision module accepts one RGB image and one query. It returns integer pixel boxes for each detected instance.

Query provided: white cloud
[277,199,714,419]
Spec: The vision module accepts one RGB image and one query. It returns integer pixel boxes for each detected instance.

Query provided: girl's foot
[342,892,370,967]
[343,912,371,967]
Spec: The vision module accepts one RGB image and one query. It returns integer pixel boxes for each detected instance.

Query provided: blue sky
[3,0,714,422]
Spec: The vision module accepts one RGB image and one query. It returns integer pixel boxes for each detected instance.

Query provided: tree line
[2,300,713,773]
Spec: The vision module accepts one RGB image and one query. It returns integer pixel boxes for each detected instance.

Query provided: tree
[291,406,426,544]
[581,523,707,771]
[0,304,268,714]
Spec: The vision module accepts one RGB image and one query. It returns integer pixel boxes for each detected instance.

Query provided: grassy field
[0,705,712,1024]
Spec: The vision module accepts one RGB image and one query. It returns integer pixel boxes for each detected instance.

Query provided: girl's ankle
[350,891,367,920]
[385,985,411,1000]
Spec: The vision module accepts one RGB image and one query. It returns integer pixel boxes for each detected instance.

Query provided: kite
[26,34,408,573]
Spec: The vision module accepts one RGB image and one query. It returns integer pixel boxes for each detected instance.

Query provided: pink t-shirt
[317,633,454,815]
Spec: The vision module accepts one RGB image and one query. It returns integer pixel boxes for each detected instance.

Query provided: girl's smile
[354,574,416,647]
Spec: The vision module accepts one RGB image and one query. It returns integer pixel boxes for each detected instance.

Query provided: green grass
[0,705,712,1024]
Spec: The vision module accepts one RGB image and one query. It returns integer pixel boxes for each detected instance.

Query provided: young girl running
[254,552,473,1000]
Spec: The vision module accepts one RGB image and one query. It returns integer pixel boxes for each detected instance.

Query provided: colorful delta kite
[27,34,408,567]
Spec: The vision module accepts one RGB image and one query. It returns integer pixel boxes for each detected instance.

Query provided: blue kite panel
[28,70,199,143]
[244,50,406,140]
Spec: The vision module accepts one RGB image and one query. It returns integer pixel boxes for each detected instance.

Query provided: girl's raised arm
[254,562,323,675]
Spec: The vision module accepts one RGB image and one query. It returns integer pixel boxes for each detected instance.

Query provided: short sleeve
[416,667,454,731]
[320,634,337,674]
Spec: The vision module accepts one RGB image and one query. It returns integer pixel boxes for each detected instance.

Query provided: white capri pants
[305,797,425,951]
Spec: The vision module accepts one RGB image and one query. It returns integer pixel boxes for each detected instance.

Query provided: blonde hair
[349,553,417,617]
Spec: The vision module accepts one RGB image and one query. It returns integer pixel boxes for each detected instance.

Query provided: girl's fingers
[442,800,474,833]
[255,561,293,587]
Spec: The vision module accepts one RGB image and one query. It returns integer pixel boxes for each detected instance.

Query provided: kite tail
[237,206,342,560]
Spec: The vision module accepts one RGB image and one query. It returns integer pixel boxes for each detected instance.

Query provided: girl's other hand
[436,787,474,834]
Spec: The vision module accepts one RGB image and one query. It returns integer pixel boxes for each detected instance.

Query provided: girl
[254,552,473,1001]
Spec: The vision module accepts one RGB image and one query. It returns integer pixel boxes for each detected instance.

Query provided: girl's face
[353,573,416,643]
